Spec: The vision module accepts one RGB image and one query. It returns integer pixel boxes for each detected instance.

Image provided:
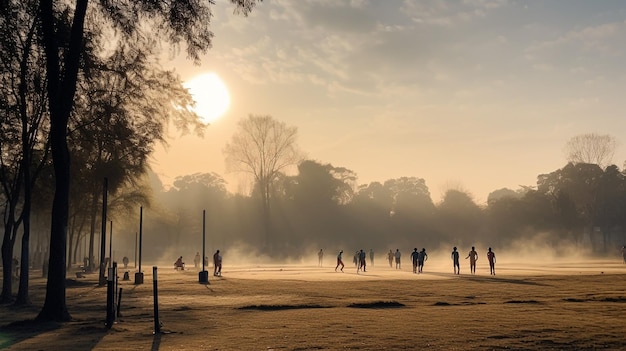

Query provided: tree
[69,37,204,275]
[0,0,50,304]
[437,189,483,245]
[565,133,617,169]
[35,0,259,322]
[224,115,302,246]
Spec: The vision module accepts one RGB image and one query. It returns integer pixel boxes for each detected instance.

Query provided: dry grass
[1,261,626,350]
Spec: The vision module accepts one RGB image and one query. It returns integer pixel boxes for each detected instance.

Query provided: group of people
[332,246,496,275]
[333,249,374,273]
[458,246,496,275]
[176,250,222,276]
[410,248,428,273]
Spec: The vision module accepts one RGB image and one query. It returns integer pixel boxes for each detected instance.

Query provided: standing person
[122,256,129,269]
[466,246,478,274]
[418,248,428,273]
[487,247,496,275]
[213,250,222,276]
[194,252,201,268]
[394,249,401,269]
[318,249,324,267]
[451,247,460,274]
[387,250,394,268]
[335,250,344,272]
[369,249,375,267]
[622,246,626,264]
[411,248,419,273]
[360,249,367,272]
[353,251,359,267]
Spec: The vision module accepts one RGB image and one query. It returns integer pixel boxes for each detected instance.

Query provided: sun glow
[184,72,231,124]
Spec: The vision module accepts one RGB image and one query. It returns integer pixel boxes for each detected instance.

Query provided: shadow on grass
[347,301,405,309]
[237,304,329,311]
[0,317,109,350]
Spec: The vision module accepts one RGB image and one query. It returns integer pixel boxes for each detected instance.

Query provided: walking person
[466,246,478,275]
[369,249,375,267]
[358,249,367,273]
[213,250,222,276]
[451,247,460,274]
[418,248,428,273]
[394,249,401,269]
[387,250,394,268]
[318,249,324,267]
[487,247,496,275]
[194,252,201,268]
[335,250,344,272]
[411,248,419,273]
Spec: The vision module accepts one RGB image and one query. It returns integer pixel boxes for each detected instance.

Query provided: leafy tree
[436,189,483,246]
[224,115,302,247]
[35,0,259,321]
[0,0,50,304]
[537,163,604,244]
[69,37,203,275]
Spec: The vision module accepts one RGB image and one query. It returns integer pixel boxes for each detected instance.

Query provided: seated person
[174,256,185,270]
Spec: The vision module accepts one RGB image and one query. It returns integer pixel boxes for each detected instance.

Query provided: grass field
[1,260,626,350]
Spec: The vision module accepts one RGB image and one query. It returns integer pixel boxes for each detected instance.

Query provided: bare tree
[223,115,302,246]
[565,133,617,169]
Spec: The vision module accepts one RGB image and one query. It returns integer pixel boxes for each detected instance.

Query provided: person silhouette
[411,248,419,273]
[335,250,344,272]
[451,247,460,274]
[487,247,496,275]
[394,249,401,269]
[194,252,201,268]
[318,249,324,267]
[358,249,367,273]
[418,248,428,273]
[466,246,478,274]
[213,250,222,276]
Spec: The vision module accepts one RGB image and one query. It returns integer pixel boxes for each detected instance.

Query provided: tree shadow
[0,317,110,350]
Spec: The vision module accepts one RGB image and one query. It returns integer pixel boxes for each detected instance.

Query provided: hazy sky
[152,0,626,203]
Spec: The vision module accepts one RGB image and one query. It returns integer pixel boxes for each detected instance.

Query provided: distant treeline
[90,160,625,261]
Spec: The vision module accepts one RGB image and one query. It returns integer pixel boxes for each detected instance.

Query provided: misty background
[17,127,626,269]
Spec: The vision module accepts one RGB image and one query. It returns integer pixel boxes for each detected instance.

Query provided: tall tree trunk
[37,0,88,322]
[0,222,16,303]
[87,187,99,272]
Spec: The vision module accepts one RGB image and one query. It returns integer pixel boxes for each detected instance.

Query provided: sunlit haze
[154,1,626,202]
[183,72,231,124]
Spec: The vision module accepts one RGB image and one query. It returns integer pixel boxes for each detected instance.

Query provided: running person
[466,246,478,274]
[335,250,344,272]
[451,247,460,274]
[487,247,496,275]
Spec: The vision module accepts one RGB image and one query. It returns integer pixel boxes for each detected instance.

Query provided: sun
[184,72,231,124]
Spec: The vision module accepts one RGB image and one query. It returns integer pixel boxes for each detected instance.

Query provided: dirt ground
[1,260,626,350]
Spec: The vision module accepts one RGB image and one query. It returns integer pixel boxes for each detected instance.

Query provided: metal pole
[99,177,108,285]
[134,232,138,268]
[135,207,144,284]
[199,210,209,284]
[106,266,115,328]
[109,220,113,268]
[153,266,160,334]
[202,209,206,272]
